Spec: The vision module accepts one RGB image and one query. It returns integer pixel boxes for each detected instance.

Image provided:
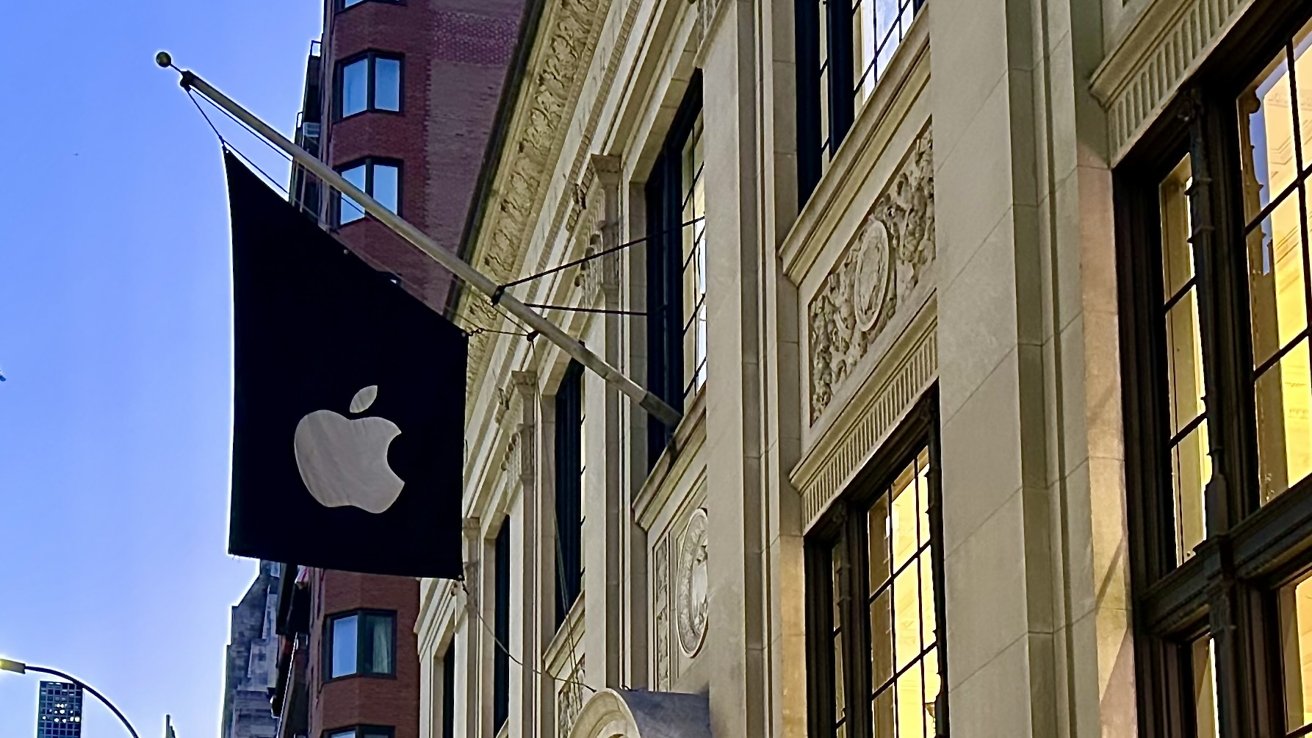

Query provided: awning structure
[570,690,711,738]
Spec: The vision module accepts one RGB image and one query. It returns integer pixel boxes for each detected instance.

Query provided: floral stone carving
[808,130,935,423]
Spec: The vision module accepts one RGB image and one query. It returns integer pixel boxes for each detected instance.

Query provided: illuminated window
[806,396,946,737]
[1116,9,1312,736]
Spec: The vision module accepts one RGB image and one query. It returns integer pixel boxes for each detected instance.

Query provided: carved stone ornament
[654,536,671,689]
[808,130,934,423]
[557,661,585,736]
[675,509,709,657]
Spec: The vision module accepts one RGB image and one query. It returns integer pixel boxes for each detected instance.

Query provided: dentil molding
[1091,0,1255,162]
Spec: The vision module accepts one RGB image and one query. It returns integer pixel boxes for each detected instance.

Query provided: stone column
[509,372,538,738]
[702,0,768,734]
[932,0,1128,735]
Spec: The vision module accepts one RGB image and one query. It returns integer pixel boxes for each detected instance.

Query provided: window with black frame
[805,395,946,737]
[554,361,585,627]
[1116,8,1312,737]
[645,76,707,462]
[493,521,511,733]
[795,0,924,201]
[324,610,395,680]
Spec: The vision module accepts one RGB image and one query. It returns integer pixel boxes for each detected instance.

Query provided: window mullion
[825,0,855,152]
[1184,90,1252,533]
[836,510,867,738]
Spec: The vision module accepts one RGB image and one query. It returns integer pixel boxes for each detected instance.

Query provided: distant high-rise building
[36,681,83,738]
[222,561,281,738]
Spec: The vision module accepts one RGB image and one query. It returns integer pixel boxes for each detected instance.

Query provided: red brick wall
[320,0,522,313]
[307,570,421,738]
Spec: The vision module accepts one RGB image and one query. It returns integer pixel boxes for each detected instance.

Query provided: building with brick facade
[269,3,524,738]
[411,0,1312,736]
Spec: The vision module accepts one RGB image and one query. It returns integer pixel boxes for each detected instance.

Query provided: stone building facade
[413,0,1312,735]
[223,561,281,738]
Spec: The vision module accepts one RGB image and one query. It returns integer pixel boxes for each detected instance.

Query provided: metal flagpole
[157,53,682,428]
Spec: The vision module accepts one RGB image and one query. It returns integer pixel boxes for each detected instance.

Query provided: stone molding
[1091,0,1255,162]
[653,535,672,690]
[807,129,934,422]
[458,0,611,398]
[792,310,937,531]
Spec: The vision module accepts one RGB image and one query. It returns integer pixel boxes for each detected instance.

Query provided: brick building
[270,2,524,738]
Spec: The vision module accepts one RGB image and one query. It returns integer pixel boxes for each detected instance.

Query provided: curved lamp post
[1,659,141,738]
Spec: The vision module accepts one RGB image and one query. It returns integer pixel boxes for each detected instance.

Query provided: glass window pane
[331,615,358,678]
[871,687,894,738]
[891,464,918,570]
[372,163,399,214]
[1239,47,1297,222]
[1280,572,1312,732]
[894,658,926,737]
[339,164,366,224]
[852,1,875,106]
[915,448,931,548]
[893,561,921,671]
[329,730,354,738]
[919,550,936,649]
[1160,156,1195,300]
[1172,420,1210,563]
[343,0,364,6]
[869,587,893,688]
[365,614,394,674]
[1247,194,1308,369]
[923,648,941,734]
[834,629,846,729]
[1255,339,1312,503]
[1165,287,1205,434]
[341,59,368,117]
[374,58,401,112]
[1191,636,1219,738]
[868,496,891,590]
[1294,22,1312,163]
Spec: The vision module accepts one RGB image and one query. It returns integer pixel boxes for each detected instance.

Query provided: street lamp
[1,659,141,738]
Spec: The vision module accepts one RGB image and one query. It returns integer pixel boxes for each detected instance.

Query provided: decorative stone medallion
[676,508,709,656]
[807,129,935,423]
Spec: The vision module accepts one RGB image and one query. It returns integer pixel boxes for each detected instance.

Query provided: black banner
[226,152,465,579]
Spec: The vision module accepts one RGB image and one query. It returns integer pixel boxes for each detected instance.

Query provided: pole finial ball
[155,51,173,68]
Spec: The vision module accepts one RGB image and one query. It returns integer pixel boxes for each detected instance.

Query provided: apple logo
[293,385,405,514]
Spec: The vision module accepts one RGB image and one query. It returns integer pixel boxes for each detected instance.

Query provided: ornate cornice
[1091,0,1254,162]
[792,308,937,532]
[458,0,612,398]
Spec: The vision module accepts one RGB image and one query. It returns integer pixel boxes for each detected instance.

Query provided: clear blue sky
[0,3,320,738]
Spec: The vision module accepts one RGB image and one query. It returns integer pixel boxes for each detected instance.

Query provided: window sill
[543,591,586,675]
[322,672,398,686]
[633,388,707,530]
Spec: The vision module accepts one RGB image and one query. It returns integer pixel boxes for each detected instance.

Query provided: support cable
[491,216,704,304]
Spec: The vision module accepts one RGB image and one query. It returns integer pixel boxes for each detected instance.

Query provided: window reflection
[1159,155,1211,562]
[1280,573,1312,733]
[1237,22,1312,504]
[1191,635,1219,738]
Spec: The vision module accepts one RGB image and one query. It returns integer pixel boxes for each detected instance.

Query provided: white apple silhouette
[293,385,405,514]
